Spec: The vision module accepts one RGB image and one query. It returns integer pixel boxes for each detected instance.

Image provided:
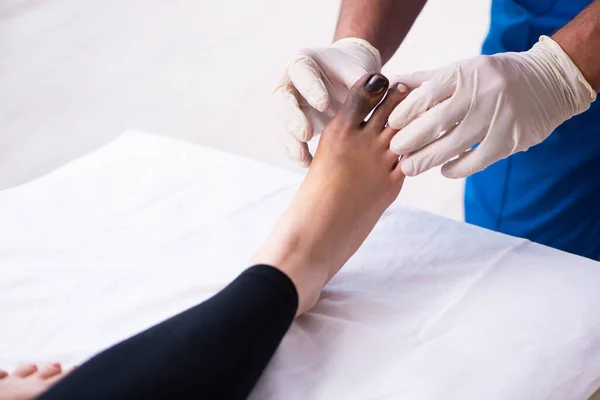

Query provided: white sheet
[1,131,600,399]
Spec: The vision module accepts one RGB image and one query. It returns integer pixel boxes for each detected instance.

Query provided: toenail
[397,83,409,93]
[365,74,388,94]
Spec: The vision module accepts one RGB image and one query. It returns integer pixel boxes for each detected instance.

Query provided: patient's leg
[0,363,72,400]
[36,73,409,400]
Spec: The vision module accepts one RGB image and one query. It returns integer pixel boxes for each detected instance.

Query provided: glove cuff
[532,36,597,116]
[332,37,382,71]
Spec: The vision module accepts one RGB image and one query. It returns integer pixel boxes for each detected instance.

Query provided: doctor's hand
[388,36,596,179]
[273,38,381,166]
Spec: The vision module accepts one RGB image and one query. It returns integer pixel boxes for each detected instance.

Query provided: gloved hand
[273,38,381,166]
[387,36,597,178]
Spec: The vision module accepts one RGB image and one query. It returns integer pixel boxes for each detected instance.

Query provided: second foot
[0,363,74,400]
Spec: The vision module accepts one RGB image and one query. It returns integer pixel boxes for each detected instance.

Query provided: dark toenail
[365,74,388,94]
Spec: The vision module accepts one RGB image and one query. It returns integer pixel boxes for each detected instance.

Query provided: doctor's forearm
[553,0,600,92]
[333,0,427,65]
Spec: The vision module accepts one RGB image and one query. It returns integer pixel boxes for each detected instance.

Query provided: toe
[0,369,8,379]
[13,364,37,378]
[333,73,389,128]
[45,366,75,387]
[368,82,410,130]
[37,363,62,379]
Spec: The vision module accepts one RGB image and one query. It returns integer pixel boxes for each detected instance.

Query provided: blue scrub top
[482,0,593,54]
[466,0,600,259]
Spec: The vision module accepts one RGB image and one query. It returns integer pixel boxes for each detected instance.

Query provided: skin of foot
[253,73,409,314]
[0,363,73,400]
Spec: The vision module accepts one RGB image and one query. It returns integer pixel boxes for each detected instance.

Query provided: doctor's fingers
[390,69,441,90]
[287,54,330,112]
[274,83,314,143]
[389,94,467,157]
[441,128,506,179]
[400,120,485,176]
[387,67,458,132]
[284,133,313,167]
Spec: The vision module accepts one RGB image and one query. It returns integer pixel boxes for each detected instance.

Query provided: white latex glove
[388,36,597,178]
[274,38,381,166]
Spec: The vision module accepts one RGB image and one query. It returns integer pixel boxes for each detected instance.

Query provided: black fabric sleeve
[39,264,299,400]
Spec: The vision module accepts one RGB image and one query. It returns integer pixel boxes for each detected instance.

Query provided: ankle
[251,234,329,315]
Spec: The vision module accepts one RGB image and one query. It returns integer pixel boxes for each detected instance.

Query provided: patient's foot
[254,73,409,314]
[0,363,73,400]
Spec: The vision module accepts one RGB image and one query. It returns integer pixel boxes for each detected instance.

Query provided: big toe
[334,73,389,127]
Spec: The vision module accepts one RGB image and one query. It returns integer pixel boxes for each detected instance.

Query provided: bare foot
[0,364,73,400]
[254,73,409,314]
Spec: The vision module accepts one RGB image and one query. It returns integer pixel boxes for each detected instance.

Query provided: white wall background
[0,0,491,220]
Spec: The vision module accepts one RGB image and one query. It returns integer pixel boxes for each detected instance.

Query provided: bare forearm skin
[333,0,427,64]
[553,0,600,92]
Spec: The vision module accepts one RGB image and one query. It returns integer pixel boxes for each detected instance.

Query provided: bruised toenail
[365,74,388,94]
[397,83,409,93]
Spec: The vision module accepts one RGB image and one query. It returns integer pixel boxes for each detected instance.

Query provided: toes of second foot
[37,363,62,379]
[13,364,38,378]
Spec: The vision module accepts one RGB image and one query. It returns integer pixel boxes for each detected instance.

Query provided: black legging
[39,264,298,400]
